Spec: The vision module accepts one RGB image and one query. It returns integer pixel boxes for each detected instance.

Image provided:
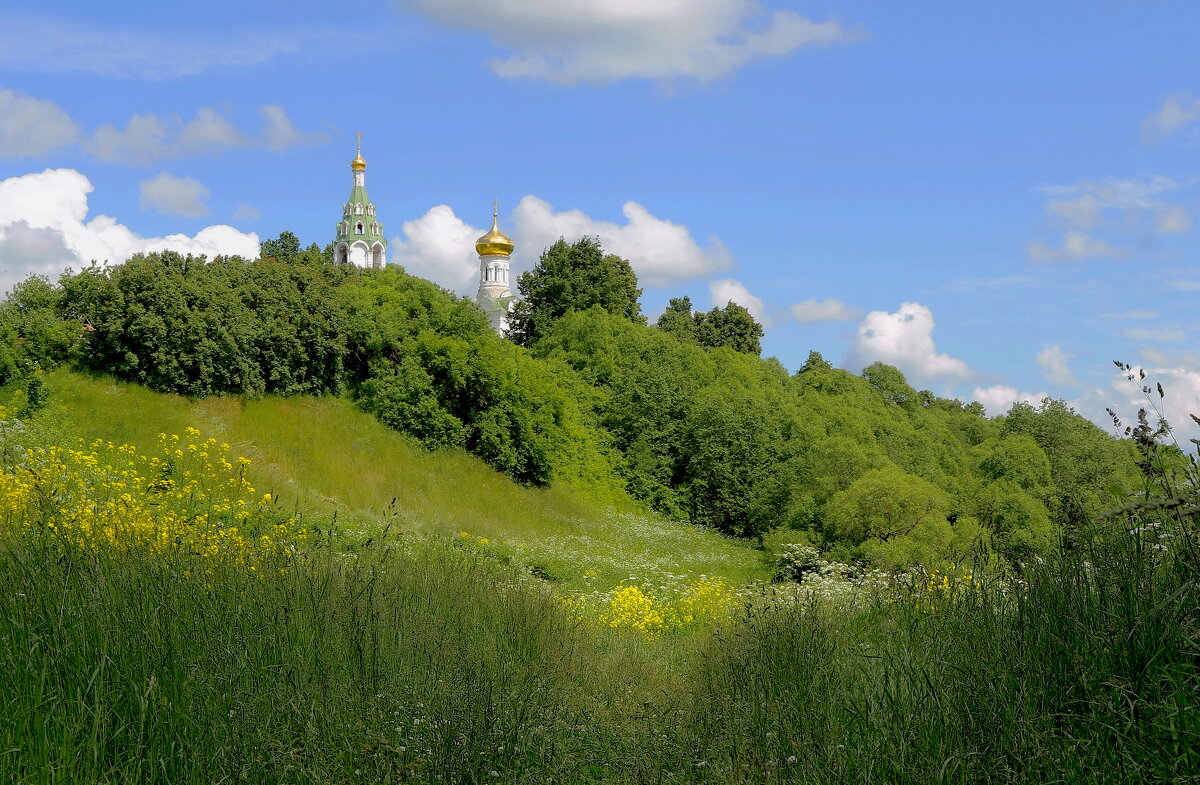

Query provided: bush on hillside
[341,269,624,496]
[60,251,351,397]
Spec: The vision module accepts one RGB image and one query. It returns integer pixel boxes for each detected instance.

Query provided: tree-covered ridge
[0,231,1144,570]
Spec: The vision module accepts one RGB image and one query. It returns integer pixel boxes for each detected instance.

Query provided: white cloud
[232,204,262,222]
[401,0,859,84]
[1167,278,1200,291]
[1026,231,1130,263]
[85,113,171,165]
[1123,327,1186,343]
[971,385,1048,417]
[84,104,322,166]
[1029,176,1194,261]
[260,105,326,152]
[1136,347,1200,371]
[1140,347,1173,367]
[1036,344,1077,387]
[138,173,211,217]
[0,220,77,295]
[175,108,248,154]
[512,195,732,287]
[1143,91,1200,140]
[1156,204,1192,234]
[789,297,859,324]
[709,278,768,324]
[0,88,81,159]
[1101,309,1157,319]
[0,168,258,296]
[0,16,312,78]
[1039,176,1186,226]
[849,301,972,382]
[390,205,483,294]
[390,196,736,294]
[3,87,323,167]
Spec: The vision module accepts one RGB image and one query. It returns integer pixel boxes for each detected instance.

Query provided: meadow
[2,375,1197,784]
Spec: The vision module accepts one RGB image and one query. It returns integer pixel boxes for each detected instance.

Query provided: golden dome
[351,131,366,171]
[476,204,514,257]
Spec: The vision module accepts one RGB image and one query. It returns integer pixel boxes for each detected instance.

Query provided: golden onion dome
[475,206,514,257]
[351,131,366,171]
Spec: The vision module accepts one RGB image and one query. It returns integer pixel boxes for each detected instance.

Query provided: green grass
[3,518,1197,784]
[5,371,1197,783]
[44,369,769,590]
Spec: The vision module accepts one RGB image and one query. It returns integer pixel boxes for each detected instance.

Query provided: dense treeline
[0,231,1144,569]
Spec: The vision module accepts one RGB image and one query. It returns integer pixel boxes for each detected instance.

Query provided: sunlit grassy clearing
[47,369,768,589]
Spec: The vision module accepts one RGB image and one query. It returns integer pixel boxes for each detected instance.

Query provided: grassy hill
[45,369,769,590]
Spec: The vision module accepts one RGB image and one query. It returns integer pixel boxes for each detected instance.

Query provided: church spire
[334,133,386,268]
[476,200,515,334]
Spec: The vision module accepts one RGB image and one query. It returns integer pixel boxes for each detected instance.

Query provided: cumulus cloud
[1036,345,1077,387]
[789,297,859,324]
[84,104,324,165]
[709,278,768,324]
[0,220,77,295]
[138,173,210,217]
[512,195,732,287]
[971,385,1048,417]
[0,168,258,296]
[0,88,82,159]
[401,0,859,84]
[0,16,313,78]
[849,301,972,382]
[390,205,484,294]
[389,196,735,293]
[1028,176,1194,262]
[1142,91,1200,141]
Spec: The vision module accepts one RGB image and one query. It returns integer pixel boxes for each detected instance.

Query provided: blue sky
[2,1,1200,437]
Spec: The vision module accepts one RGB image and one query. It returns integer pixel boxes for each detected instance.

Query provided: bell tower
[475,200,515,334]
[334,133,387,268]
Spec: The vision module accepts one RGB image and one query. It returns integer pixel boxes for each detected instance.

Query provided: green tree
[975,481,1056,561]
[693,301,764,355]
[0,275,82,371]
[507,237,644,347]
[862,362,917,408]
[60,249,349,397]
[681,386,786,539]
[1001,399,1139,527]
[826,466,951,543]
[655,296,696,342]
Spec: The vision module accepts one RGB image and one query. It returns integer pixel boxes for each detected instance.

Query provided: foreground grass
[6,378,1197,783]
[44,370,768,590]
[3,525,1197,784]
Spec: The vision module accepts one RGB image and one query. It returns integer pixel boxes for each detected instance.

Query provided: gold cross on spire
[356,131,362,155]
[493,199,499,218]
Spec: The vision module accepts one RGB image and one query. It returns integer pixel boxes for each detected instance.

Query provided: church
[334,136,515,334]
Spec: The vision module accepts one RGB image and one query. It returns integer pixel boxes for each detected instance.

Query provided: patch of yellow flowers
[570,576,739,634]
[0,421,305,572]
[908,564,977,612]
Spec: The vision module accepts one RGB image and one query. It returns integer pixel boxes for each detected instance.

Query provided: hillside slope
[46,369,769,589]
